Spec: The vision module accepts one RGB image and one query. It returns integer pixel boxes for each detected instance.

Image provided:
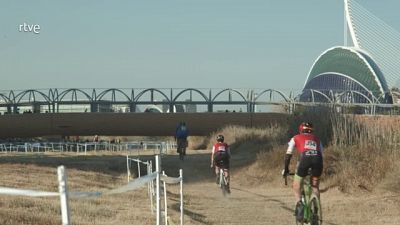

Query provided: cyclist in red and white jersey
[210,134,231,193]
[283,122,323,220]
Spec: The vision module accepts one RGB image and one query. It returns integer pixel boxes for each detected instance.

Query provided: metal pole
[163,171,168,225]
[127,155,130,183]
[149,160,154,214]
[147,161,151,198]
[58,166,71,225]
[156,155,161,225]
[137,160,141,178]
[180,169,183,225]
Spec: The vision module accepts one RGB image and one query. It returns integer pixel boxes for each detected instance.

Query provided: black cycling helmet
[216,134,224,142]
[299,122,313,133]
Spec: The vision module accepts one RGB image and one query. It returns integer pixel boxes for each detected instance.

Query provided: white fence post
[58,165,71,225]
[180,169,183,225]
[162,171,168,225]
[127,155,130,183]
[149,160,154,214]
[155,155,161,225]
[137,160,141,178]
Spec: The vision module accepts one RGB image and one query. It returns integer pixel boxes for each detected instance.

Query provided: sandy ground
[1,150,399,225]
[161,150,400,225]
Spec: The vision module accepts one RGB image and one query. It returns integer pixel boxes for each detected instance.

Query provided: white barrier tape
[105,172,157,195]
[160,175,182,184]
[0,187,59,197]
[0,187,102,199]
[69,192,102,198]
[128,158,149,165]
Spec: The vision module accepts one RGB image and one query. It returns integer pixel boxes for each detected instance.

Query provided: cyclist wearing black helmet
[283,122,323,221]
[210,134,231,193]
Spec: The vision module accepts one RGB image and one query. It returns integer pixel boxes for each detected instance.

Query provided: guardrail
[0,141,177,155]
[0,155,184,225]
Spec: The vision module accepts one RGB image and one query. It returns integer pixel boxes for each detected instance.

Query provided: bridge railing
[0,140,176,155]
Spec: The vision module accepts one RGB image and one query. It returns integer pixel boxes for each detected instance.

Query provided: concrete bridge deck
[0,113,288,138]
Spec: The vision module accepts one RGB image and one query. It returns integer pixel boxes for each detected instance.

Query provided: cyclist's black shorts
[214,151,230,169]
[296,151,323,178]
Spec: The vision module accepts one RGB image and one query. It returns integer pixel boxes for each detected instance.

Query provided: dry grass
[326,114,400,192]
[0,154,155,225]
[204,124,287,150]
[331,114,400,150]
[323,146,396,192]
[187,136,208,150]
[210,111,400,193]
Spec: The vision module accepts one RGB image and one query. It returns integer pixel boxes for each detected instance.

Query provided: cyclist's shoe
[294,201,304,222]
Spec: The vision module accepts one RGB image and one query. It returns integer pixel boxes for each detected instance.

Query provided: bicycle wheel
[179,152,184,161]
[178,146,184,161]
[295,201,304,225]
[309,196,322,225]
[219,169,227,196]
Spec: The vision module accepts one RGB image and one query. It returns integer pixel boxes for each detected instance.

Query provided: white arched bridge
[0,88,294,114]
[0,88,396,115]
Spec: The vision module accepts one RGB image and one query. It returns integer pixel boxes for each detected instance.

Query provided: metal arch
[0,93,11,104]
[211,88,247,102]
[131,89,135,102]
[335,90,374,104]
[328,90,336,102]
[134,88,170,102]
[253,89,290,103]
[96,88,131,102]
[303,89,334,103]
[14,90,52,104]
[8,91,16,104]
[48,89,56,102]
[375,92,390,103]
[58,89,92,102]
[172,88,209,102]
[91,89,97,101]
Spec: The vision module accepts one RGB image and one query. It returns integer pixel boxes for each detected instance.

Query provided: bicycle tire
[178,146,185,161]
[219,169,228,196]
[295,200,305,225]
[179,152,184,161]
[309,195,322,225]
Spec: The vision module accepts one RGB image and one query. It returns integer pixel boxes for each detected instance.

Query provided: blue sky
[0,0,399,93]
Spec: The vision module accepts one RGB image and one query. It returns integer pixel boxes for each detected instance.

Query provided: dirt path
[1,151,399,225]
[161,150,400,225]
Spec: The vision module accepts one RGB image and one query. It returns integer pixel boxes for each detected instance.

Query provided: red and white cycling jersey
[286,133,323,154]
[212,142,230,155]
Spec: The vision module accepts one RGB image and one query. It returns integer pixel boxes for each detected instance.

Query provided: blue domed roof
[304,46,389,99]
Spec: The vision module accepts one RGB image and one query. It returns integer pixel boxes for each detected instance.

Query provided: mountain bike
[284,172,322,225]
[177,138,187,161]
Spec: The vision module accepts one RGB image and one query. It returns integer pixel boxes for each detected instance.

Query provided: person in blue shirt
[175,122,189,155]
